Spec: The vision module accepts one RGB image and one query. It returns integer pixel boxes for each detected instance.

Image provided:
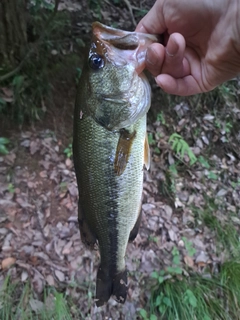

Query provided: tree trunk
[0,0,28,67]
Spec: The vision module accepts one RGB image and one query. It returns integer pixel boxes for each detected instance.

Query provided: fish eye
[89,53,105,70]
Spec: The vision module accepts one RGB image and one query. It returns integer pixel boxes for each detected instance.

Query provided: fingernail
[155,76,163,88]
[166,49,175,58]
[146,47,156,66]
[155,74,164,90]
[166,39,178,58]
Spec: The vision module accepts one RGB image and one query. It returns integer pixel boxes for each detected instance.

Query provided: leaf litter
[0,124,239,319]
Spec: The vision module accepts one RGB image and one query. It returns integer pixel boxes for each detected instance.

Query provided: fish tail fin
[112,269,128,303]
[96,267,112,307]
[95,267,128,307]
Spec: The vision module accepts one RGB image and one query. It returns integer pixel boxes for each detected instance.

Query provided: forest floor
[0,1,240,319]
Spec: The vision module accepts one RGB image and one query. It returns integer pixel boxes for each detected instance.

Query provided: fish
[73,22,158,307]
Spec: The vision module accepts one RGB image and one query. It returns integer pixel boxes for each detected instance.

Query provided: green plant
[154,147,161,154]
[168,133,197,165]
[140,259,240,320]
[198,155,210,169]
[148,235,158,243]
[182,237,196,257]
[225,121,233,134]
[59,181,68,192]
[139,309,158,320]
[156,111,166,125]
[134,8,148,18]
[148,133,155,145]
[171,246,181,266]
[231,178,240,188]
[207,171,218,180]
[0,1,74,124]
[64,143,72,158]
[0,275,92,320]
[88,0,102,19]
[7,183,15,194]
[202,210,240,257]
[0,137,10,154]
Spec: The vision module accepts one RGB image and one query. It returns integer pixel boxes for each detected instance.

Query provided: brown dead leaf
[16,197,34,209]
[4,152,16,165]
[30,139,41,155]
[2,257,16,269]
[184,256,194,268]
[39,170,48,178]
[32,270,44,294]
[46,274,55,286]
[65,158,72,167]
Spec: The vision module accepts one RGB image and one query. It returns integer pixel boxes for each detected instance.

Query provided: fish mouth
[91,22,159,74]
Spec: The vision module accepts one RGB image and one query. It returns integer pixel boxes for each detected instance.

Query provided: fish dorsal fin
[114,129,136,176]
[144,133,150,170]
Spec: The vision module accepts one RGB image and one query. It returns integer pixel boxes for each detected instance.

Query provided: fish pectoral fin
[144,133,151,170]
[114,129,136,176]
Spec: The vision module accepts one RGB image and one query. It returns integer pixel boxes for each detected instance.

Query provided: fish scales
[73,22,158,306]
[74,112,145,268]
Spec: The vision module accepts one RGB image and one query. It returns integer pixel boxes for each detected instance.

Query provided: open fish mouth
[91,22,159,73]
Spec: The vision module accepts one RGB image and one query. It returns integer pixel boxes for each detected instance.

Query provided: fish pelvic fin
[95,267,128,307]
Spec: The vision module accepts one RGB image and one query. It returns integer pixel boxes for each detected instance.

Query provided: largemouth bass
[73,22,158,306]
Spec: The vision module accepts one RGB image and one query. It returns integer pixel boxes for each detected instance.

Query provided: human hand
[136,0,240,96]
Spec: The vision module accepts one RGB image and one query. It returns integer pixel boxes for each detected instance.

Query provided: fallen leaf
[184,256,194,268]
[21,271,29,282]
[46,274,55,286]
[2,257,16,269]
[55,270,65,282]
[195,251,209,264]
[29,299,44,313]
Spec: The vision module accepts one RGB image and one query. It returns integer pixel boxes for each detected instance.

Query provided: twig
[103,0,126,21]
[123,0,137,27]
[0,0,60,83]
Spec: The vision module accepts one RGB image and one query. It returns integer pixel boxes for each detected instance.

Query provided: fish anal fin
[144,133,150,170]
[78,201,96,249]
[129,207,142,242]
[114,129,136,176]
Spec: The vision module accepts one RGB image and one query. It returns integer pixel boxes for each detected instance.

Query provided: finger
[145,43,165,77]
[135,0,166,34]
[162,33,190,78]
[155,74,207,96]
